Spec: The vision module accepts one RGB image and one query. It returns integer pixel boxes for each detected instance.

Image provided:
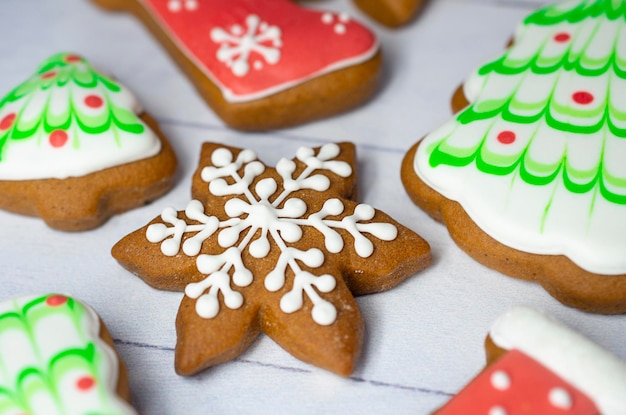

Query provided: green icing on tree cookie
[0,294,135,415]
[427,0,626,205]
[0,53,161,181]
[0,53,144,158]
[526,0,626,25]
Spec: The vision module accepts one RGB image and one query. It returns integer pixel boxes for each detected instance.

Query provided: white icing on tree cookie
[0,294,136,415]
[414,0,626,274]
[0,53,161,180]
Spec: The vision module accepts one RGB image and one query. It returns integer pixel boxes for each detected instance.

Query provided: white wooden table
[1,0,625,413]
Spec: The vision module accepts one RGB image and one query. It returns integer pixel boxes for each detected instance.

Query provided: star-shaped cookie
[112,141,430,376]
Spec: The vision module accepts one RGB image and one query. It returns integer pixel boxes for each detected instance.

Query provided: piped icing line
[414,0,626,275]
[489,306,626,414]
[136,0,379,103]
[0,293,137,415]
[0,53,161,181]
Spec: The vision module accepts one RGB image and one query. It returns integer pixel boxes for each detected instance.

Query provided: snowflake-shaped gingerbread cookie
[113,142,431,376]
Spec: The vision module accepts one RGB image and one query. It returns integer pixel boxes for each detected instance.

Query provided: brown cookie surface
[353,0,426,27]
[0,113,176,231]
[0,53,177,231]
[91,0,381,131]
[113,141,431,376]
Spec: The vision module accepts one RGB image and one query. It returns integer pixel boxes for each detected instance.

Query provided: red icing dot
[49,130,69,148]
[573,91,594,105]
[41,71,57,80]
[76,376,96,391]
[0,113,16,130]
[65,54,82,63]
[84,95,103,108]
[497,130,516,145]
[46,295,68,307]
[554,32,571,43]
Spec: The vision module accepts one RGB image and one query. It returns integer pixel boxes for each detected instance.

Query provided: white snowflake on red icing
[210,15,282,77]
[167,0,197,12]
[145,143,398,326]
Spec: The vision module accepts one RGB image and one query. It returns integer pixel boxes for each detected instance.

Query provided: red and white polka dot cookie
[91,0,381,131]
[0,53,176,231]
[435,307,626,415]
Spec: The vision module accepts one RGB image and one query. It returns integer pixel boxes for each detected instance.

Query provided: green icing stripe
[461,99,626,137]
[479,8,626,79]
[0,53,144,161]
[0,295,124,415]
[481,47,623,78]
[427,0,626,206]
[525,0,626,25]
[430,111,626,203]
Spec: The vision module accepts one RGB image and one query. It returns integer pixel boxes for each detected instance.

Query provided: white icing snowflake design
[146,143,398,326]
[210,14,282,77]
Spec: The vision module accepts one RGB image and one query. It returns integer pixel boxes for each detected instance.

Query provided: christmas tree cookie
[402,0,626,313]
[90,0,381,131]
[435,307,626,414]
[112,142,431,376]
[0,293,138,415]
[0,53,176,231]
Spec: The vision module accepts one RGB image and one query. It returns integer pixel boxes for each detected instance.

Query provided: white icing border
[489,306,626,414]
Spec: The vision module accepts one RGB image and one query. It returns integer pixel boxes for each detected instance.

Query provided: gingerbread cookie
[402,0,626,313]
[353,0,425,28]
[113,142,430,376]
[90,0,381,131]
[0,293,138,414]
[0,53,177,231]
[436,307,626,414]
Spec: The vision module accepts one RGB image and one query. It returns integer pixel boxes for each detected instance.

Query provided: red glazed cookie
[0,293,138,414]
[401,0,626,313]
[91,0,381,131]
[435,307,626,414]
[353,0,426,28]
[0,53,177,231]
[112,141,430,376]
